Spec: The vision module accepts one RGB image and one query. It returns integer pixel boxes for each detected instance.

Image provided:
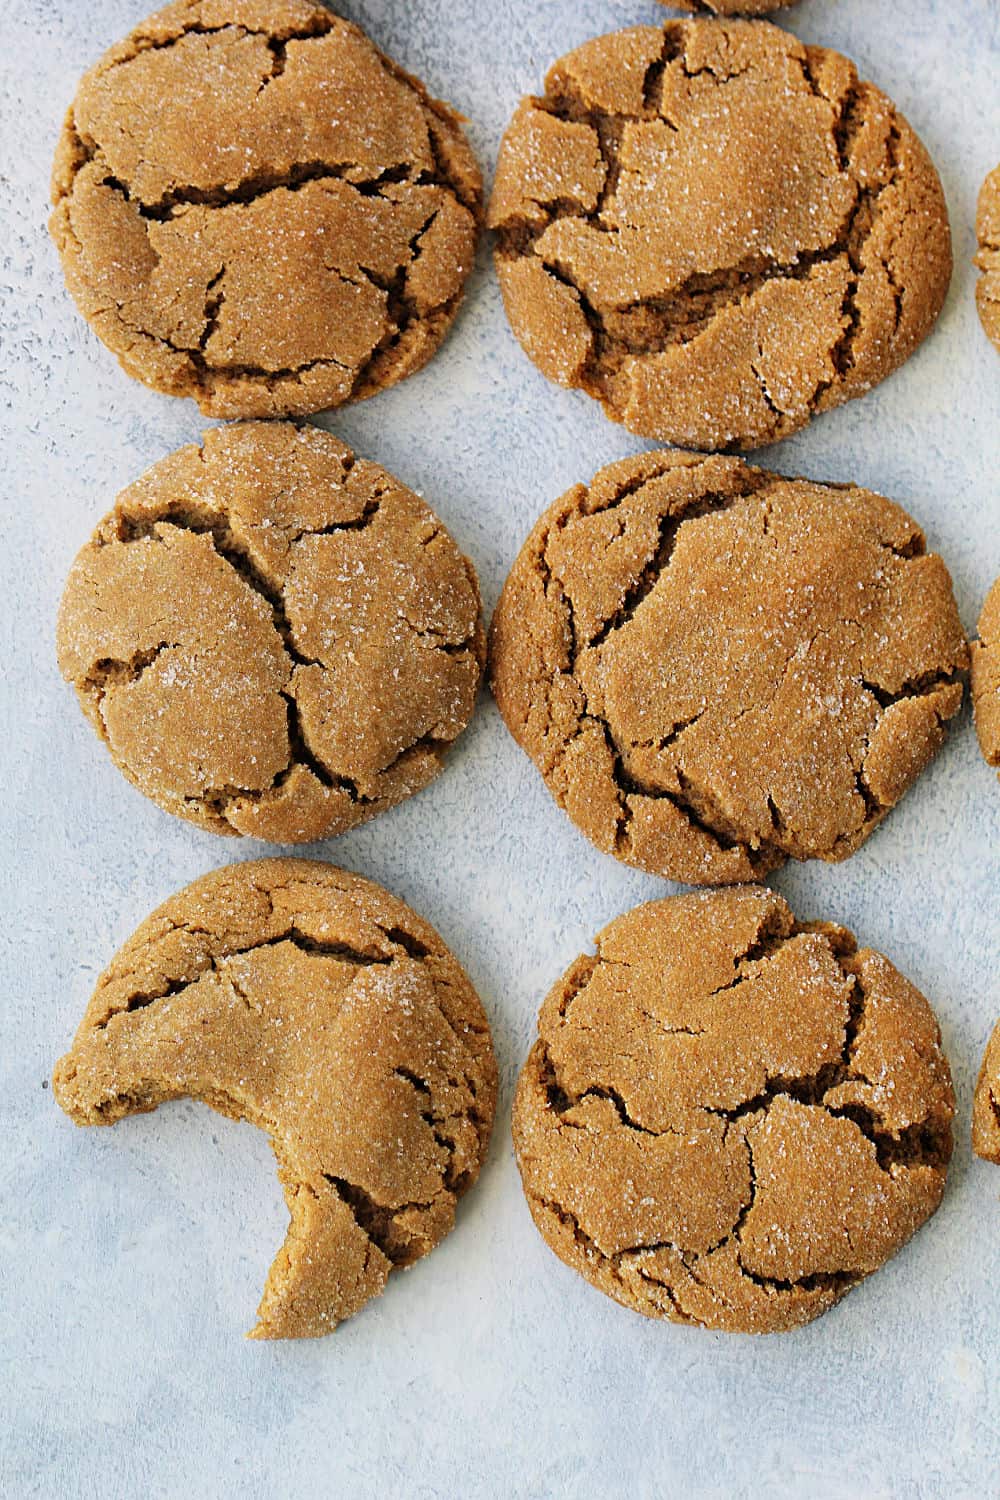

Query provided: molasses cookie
[50,0,481,417]
[976,166,1000,354]
[489,19,951,450]
[973,1019,1000,1162]
[971,576,1000,779]
[53,858,498,1338]
[490,450,967,885]
[513,887,954,1333]
[667,2,794,11]
[57,422,484,840]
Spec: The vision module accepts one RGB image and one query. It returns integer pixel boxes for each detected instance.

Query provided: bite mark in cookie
[53,858,498,1339]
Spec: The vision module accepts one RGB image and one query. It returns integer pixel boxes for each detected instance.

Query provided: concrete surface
[1,1,998,1495]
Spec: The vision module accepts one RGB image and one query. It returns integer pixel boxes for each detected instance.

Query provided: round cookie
[488,19,951,451]
[513,887,954,1333]
[975,166,1000,354]
[49,0,481,418]
[490,450,968,886]
[973,1019,1000,1162]
[53,857,498,1339]
[971,576,1000,779]
[57,421,484,840]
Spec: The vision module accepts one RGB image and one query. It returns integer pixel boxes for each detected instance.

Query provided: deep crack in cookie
[489,449,968,885]
[53,857,498,1339]
[488,19,951,451]
[49,0,482,417]
[513,887,954,1333]
[57,421,484,840]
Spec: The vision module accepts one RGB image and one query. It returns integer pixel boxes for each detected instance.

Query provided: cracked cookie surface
[667,2,794,12]
[52,857,498,1339]
[971,576,1000,781]
[975,166,1000,354]
[488,18,950,451]
[489,449,967,886]
[513,887,954,1333]
[57,421,484,841]
[49,0,482,417]
[973,1015,1000,1163]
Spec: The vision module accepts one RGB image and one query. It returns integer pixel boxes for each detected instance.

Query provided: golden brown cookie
[976,166,1000,354]
[667,1,794,11]
[49,0,481,418]
[973,1021,1000,1162]
[490,450,968,885]
[488,19,951,451]
[53,857,498,1339]
[57,421,484,840]
[971,576,1000,779]
[513,887,954,1333]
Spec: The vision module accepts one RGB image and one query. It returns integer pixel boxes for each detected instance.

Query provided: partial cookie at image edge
[665,0,795,12]
[971,575,1000,777]
[973,1020,1000,1162]
[976,166,1000,354]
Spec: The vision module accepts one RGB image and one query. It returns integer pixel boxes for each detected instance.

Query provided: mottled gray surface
[1,1,999,1495]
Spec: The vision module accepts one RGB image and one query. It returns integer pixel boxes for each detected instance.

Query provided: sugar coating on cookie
[49,0,481,418]
[513,887,954,1333]
[490,449,968,885]
[971,577,1000,778]
[57,421,484,840]
[53,858,498,1339]
[973,1019,1000,1163]
[488,19,951,451]
[975,166,1000,354]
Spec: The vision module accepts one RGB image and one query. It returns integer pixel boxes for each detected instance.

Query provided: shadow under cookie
[57,421,485,840]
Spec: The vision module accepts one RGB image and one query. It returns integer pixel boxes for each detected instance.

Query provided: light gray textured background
[1,1,998,1495]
